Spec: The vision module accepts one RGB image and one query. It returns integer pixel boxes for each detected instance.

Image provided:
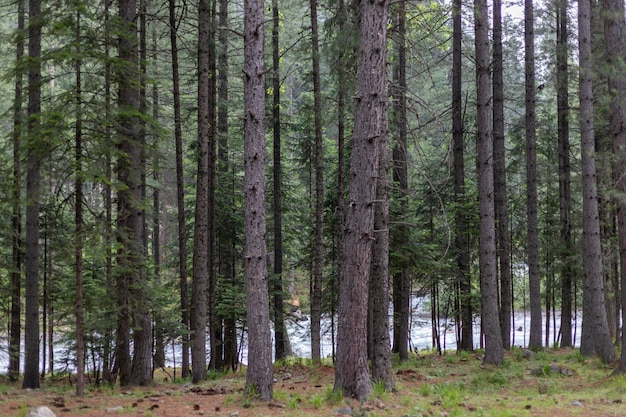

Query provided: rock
[530,364,573,376]
[571,400,584,407]
[334,407,353,415]
[522,349,535,360]
[26,407,57,417]
[230,411,239,417]
[106,406,125,412]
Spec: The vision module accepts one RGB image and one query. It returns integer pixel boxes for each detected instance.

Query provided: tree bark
[577,0,617,363]
[525,0,542,350]
[23,0,42,390]
[335,0,389,400]
[9,0,25,383]
[191,0,211,384]
[556,0,573,348]
[493,0,512,350]
[243,0,273,401]
[168,0,190,378]
[391,0,410,360]
[475,0,503,365]
[310,0,324,366]
[600,0,626,374]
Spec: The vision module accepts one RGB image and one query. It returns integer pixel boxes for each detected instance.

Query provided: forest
[0,0,626,404]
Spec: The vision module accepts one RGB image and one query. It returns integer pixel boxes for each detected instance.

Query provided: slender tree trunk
[191,0,211,384]
[556,0,573,348]
[475,0,503,365]
[310,0,324,366]
[525,0,542,350]
[391,0,410,360]
[9,0,25,383]
[217,0,238,372]
[453,0,472,353]
[243,0,273,401]
[600,0,626,373]
[23,0,43,390]
[493,0,512,350]
[577,0,617,363]
[130,0,153,386]
[74,8,85,397]
[335,0,389,400]
[271,0,286,362]
[115,0,142,386]
[370,110,394,391]
[168,0,190,378]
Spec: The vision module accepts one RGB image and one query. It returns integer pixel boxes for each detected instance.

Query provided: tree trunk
[391,0,410,360]
[556,0,573,348]
[191,0,211,384]
[334,0,389,400]
[74,9,85,397]
[493,0,512,350]
[577,0,617,363]
[310,0,324,366]
[168,0,190,378]
[217,0,238,372]
[370,111,394,391]
[243,0,273,401]
[130,0,153,386]
[475,0,503,365]
[453,0,472,353]
[23,0,42,390]
[525,0,542,350]
[271,0,286,362]
[9,0,25,383]
[600,0,626,373]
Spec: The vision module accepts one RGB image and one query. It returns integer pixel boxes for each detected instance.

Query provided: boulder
[25,406,57,417]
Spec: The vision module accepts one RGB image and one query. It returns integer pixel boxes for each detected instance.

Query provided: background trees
[0,0,625,393]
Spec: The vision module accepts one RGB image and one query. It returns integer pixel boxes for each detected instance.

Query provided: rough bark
[310,0,324,366]
[23,0,42,390]
[475,0,504,365]
[168,0,190,378]
[493,0,512,350]
[600,0,626,374]
[334,0,389,400]
[453,0,472,352]
[391,0,410,360]
[556,0,573,348]
[525,0,542,350]
[191,0,211,384]
[243,0,273,401]
[271,0,286,362]
[9,0,25,383]
[577,0,617,363]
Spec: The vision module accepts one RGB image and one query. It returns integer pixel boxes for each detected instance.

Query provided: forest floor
[3,348,626,417]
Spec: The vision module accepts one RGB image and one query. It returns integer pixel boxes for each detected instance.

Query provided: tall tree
[243,0,273,401]
[391,0,411,360]
[191,0,211,383]
[369,101,394,391]
[169,0,190,378]
[577,0,617,363]
[310,0,324,366]
[23,0,43,390]
[556,0,573,348]
[74,6,85,397]
[115,0,143,386]
[9,0,25,382]
[334,0,389,400]
[601,0,626,373]
[272,0,286,362]
[452,0,472,352]
[130,0,153,386]
[474,0,503,365]
[525,0,542,350]
[493,0,512,350]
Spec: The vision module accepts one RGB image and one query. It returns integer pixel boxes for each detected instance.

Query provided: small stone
[334,407,353,415]
[230,411,239,417]
[25,406,57,417]
[571,400,584,407]
[106,406,124,412]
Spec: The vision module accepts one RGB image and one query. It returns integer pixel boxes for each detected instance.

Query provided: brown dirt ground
[3,352,626,417]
